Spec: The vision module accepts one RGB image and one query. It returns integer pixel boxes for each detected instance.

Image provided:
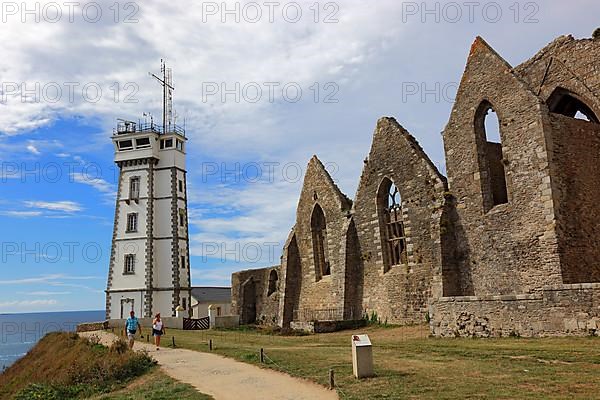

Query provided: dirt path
[82,331,338,400]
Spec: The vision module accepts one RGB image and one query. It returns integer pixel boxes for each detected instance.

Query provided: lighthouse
[105,62,191,319]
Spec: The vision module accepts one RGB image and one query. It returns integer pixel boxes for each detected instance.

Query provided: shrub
[14,384,60,400]
[110,337,129,355]
[0,332,156,399]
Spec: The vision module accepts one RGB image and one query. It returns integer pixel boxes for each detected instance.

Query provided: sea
[0,310,105,371]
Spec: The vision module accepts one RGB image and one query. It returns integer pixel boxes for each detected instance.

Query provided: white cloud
[0,210,43,218]
[24,200,83,213]
[26,143,40,155]
[20,291,71,296]
[0,299,58,312]
[0,274,102,285]
[71,172,116,196]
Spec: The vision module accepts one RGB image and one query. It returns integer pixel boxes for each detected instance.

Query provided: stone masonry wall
[548,114,600,283]
[430,284,600,338]
[353,117,447,325]
[231,266,280,326]
[442,37,563,297]
[290,157,353,320]
[515,35,600,117]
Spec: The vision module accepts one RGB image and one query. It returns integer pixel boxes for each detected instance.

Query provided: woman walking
[152,313,165,350]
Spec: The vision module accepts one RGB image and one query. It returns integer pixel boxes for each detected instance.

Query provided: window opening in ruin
[547,88,599,123]
[476,102,508,210]
[379,179,407,272]
[311,204,330,281]
[268,269,278,296]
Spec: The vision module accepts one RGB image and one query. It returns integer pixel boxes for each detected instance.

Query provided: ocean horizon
[0,310,105,371]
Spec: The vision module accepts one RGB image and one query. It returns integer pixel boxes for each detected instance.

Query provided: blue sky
[1,0,599,313]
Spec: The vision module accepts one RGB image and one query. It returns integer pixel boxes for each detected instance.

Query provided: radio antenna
[149,59,174,134]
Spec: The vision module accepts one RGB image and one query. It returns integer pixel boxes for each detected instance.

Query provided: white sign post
[351,334,374,379]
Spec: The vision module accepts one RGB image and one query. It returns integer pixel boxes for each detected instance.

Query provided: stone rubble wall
[231,266,280,326]
[430,284,600,337]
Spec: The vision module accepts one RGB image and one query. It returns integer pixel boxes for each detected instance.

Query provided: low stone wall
[213,316,240,329]
[429,283,600,337]
[291,319,367,333]
[76,321,109,333]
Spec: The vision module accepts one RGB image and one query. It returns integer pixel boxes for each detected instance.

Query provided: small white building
[190,287,231,318]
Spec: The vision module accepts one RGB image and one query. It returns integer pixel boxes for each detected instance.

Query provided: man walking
[125,310,143,349]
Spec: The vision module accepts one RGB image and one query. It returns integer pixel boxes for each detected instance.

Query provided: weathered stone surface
[231,266,280,326]
[231,33,600,337]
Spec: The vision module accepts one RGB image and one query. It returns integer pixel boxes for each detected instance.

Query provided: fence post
[172,336,176,348]
[209,339,213,351]
[260,348,264,363]
[329,369,335,390]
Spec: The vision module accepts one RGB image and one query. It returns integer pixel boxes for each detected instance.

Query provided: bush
[14,384,60,400]
[0,332,156,399]
[110,338,129,355]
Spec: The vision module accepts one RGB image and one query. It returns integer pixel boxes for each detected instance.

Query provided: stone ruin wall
[353,118,447,325]
[231,266,280,326]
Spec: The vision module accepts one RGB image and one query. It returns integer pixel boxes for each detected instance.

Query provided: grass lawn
[90,368,213,400]
[151,325,600,399]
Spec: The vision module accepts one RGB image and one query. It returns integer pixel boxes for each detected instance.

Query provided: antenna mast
[150,59,175,134]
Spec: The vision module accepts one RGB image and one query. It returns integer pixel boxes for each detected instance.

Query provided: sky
[0,0,598,313]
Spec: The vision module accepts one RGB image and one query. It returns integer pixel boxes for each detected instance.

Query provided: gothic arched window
[268,269,278,296]
[311,204,330,281]
[475,101,509,211]
[378,179,407,272]
[547,88,599,123]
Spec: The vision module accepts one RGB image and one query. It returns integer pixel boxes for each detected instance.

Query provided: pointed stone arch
[240,277,257,324]
[267,269,279,297]
[377,177,408,272]
[474,100,509,211]
[310,203,330,281]
[547,87,599,123]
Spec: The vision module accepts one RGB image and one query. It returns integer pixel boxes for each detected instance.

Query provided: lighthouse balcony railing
[115,122,186,137]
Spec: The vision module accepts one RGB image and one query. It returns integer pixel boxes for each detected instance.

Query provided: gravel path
[81,331,339,400]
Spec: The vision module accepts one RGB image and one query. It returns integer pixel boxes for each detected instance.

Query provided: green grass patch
[160,325,600,399]
[90,369,213,400]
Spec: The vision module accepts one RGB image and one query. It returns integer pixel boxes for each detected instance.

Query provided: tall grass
[0,332,155,399]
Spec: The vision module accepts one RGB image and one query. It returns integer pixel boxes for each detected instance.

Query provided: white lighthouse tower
[106,62,191,319]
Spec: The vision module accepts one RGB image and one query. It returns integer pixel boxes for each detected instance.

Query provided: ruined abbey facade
[231,33,600,337]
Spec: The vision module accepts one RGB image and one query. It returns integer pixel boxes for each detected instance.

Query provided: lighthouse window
[129,177,140,200]
[176,140,184,151]
[181,255,186,269]
[178,180,183,192]
[160,138,174,149]
[124,254,136,275]
[135,137,151,149]
[118,140,133,150]
[126,213,138,233]
[179,209,186,226]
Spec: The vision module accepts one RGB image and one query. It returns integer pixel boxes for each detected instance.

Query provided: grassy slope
[0,332,210,400]
[160,325,600,400]
[91,369,213,400]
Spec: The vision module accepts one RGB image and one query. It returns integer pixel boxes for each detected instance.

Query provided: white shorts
[127,332,136,340]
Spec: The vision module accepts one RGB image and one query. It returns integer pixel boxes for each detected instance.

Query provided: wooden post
[209,339,213,351]
[329,369,335,390]
[172,336,176,348]
[260,348,264,363]
[146,334,149,342]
